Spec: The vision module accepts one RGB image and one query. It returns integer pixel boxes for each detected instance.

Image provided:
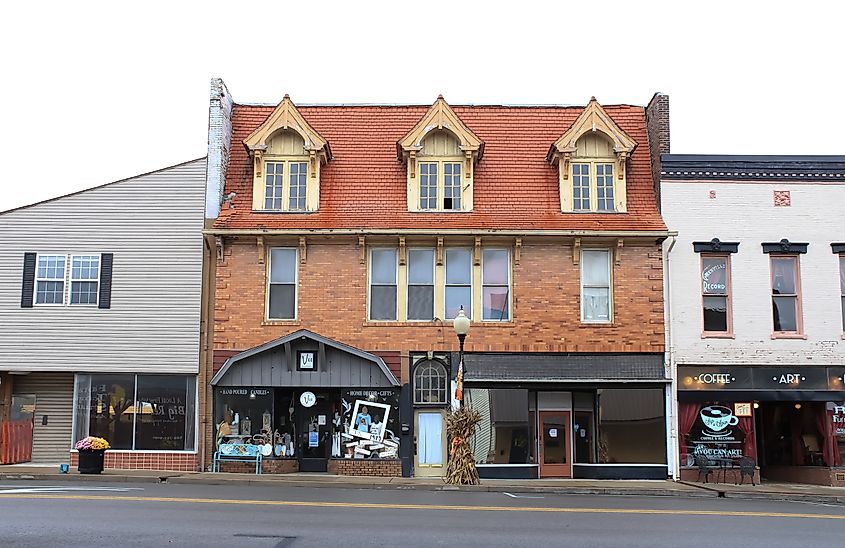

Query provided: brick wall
[70,451,198,472]
[216,458,299,474]
[213,238,665,354]
[646,93,670,210]
[328,458,402,477]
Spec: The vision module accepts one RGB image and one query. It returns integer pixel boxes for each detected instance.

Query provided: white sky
[1,1,842,211]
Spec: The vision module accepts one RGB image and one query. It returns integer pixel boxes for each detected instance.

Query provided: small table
[709,457,738,483]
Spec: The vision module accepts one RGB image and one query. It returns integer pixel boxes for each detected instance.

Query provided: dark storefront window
[679,401,755,467]
[214,388,274,445]
[467,388,533,465]
[701,255,731,333]
[597,388,666,464]
[73,374,196,451]
[135,376,196,451]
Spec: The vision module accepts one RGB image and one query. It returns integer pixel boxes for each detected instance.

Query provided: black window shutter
[98,253,114,309]
[21,252,37,308]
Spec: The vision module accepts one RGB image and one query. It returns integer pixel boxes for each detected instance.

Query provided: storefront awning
[211,330,399,388]
[461,353,666,383]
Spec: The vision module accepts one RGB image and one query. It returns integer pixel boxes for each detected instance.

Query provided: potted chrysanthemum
[75,436,110,474]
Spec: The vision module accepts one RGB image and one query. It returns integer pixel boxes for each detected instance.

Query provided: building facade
[0,159,207,470]
[662,155,845,485]
[203,79,673,479]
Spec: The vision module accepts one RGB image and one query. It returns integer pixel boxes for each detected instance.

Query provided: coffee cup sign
[700,405,739,432]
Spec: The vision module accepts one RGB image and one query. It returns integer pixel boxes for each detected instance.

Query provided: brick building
[201,79,672,479]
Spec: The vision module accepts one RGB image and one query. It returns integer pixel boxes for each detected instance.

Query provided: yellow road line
[0,493,844,521]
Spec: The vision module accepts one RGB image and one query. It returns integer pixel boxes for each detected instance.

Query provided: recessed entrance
[539,410,571,478]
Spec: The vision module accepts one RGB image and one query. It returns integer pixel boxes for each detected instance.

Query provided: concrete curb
[4,473,843,503]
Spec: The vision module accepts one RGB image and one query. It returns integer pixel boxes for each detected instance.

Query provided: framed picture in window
[297,350,317,371]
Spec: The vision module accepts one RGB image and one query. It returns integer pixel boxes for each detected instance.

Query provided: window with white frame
[370,249,398,321]
[770,255,802,334]
[482,248,510,321]
[267,248,297,320]
[580,249,612,322]
[445,248,472,320]
[265,161,309,211]
[414,360,448,404]
[35,254,66,304]
[419,161,462,211]
[572,162,615,212]
[407,248,435,321]
[70,255,100,305]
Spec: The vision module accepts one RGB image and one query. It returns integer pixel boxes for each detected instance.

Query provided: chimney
[206,78,234,222]
[645,93,670,211]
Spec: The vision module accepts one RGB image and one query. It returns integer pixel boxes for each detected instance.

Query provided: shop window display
[340,390,400,459]
[678,401,754,467]
[73,374,196,451]
[597,388,666,464]
[214,388,281,452]
[466,388,533,465]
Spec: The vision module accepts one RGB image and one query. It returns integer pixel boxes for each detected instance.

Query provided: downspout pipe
[664,234,679,480]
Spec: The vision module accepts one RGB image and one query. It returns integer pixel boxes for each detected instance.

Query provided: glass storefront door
[297,394,332,472]
[539,411,571,477]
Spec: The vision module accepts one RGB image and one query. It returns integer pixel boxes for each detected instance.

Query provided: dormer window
[244,95,331,213]
[398,96,483,213]
[548,97,636,214]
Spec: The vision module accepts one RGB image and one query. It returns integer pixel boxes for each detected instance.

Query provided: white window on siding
[70,255,100,305]
[288,162,308,211]
[264,162,285,210]
[35,254,66,304]
[370,249,398,321]
[268,248,297,320]
[581,249,612,323]
[407,249,435,321]
[482,249,510,321]
[445,248,472,320]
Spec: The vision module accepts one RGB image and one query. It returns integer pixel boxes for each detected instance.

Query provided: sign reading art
[679,366,845,392]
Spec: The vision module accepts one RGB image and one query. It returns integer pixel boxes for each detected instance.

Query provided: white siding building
[662,155,845,485]
[0,159,206,470]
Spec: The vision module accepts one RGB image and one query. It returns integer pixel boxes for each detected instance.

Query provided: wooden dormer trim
[547,97,637,178]
[244,94,332,164]
[397,95,484,166]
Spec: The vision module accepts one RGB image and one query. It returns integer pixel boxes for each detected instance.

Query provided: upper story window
[482,249,510,321]
[407,248,435,321]
[701,255,732,335]
[369,248,398,321]
[398,96,483,213]
[548,97,636,214]
[244,95,331,213]
[839,255,845,332]
[770,256,802,335]
[32,253,102,306]
[580,249,612,323]
[366,242,512,323]
[445,248,472,320]
[267,248,298,320]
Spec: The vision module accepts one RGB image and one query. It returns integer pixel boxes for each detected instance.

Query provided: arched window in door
[414,360,448,405]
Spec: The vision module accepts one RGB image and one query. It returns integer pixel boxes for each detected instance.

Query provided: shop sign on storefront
[679,366,845,392]
[830,402,845,437]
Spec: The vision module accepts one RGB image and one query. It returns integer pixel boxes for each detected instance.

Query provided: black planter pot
[78,449,106,474]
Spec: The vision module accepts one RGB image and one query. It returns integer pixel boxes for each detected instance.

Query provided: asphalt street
[1,481,844,547]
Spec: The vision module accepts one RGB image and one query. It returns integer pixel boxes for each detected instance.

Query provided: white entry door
[415,411,446,477]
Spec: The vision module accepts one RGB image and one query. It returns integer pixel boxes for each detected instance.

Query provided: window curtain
[678,402,700,464]
[736,416,756,462]
[418,413,443,465]
[818,404,841,467]
[72,374,92,445]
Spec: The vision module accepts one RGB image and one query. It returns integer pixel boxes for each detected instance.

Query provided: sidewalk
[2,465,845,504]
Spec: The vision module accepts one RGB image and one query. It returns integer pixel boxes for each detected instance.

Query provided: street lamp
[453,306,470,407]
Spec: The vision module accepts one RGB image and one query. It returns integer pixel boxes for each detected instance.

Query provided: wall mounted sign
[734,402,752,417]
[679,366,845,392]
[298,350,316,371]
[300,391,317,407]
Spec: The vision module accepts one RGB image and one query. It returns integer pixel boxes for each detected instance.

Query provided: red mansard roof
[215,103,666,232]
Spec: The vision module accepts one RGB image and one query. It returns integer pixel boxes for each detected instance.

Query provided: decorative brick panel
[327,458,402,477]
[69,451,198,472]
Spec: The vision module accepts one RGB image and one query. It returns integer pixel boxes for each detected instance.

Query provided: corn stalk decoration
[445,406,481,485]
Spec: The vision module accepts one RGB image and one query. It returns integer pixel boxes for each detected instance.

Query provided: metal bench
[212,443,262,474]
